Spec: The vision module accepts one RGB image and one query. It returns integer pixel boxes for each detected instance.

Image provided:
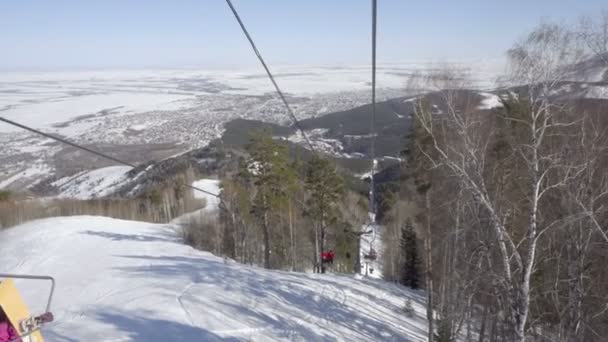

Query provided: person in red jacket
[321,252,328,263]
[328,250,335,265]
[0,307,20,342]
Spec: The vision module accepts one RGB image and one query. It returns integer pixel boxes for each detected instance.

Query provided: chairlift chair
[363,248,377,261]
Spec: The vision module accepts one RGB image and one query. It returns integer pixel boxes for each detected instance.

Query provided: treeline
[381,18,608,342]
[184,130,369,272]
[0,168,204,229]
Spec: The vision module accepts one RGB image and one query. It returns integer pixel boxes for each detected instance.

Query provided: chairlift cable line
[224,0,317,154]
[370,0,378,221]
[224,0,376,226]
[368,0,379,253]
[0,116,221,199]
[0,2,379,228]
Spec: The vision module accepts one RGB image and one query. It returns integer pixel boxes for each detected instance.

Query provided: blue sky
[1,0,606,69]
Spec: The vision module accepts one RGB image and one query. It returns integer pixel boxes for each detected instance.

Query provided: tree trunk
[314,224,320,273]
[425,191,435,342]
[320,218,326,273]
[289,202,296,271]
[478,302,489,342]
[263,210,270,269]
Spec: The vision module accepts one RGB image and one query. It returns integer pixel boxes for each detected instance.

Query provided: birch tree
[410,23,586,341]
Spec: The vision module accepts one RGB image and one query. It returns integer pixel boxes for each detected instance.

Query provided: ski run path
[0,216,429,341]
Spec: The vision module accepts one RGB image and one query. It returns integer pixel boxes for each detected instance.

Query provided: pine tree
[304,155,344,273]
[244,130,297,269]
[400,218,420,289]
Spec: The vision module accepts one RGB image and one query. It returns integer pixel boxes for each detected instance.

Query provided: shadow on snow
[94,310,240,342]
[112,254,427,341]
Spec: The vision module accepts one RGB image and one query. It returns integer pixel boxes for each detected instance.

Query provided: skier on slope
[0,307,20,342]
[321,251,328,264]
[328,250,335,265]
[321,251,335,265]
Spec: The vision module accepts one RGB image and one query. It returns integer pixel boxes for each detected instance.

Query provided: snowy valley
[0,62,502,191]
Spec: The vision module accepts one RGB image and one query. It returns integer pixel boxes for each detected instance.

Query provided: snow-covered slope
[0,216,428,341]
[566,53,608,83]
[53,166,134,199]
[191,179,221,212]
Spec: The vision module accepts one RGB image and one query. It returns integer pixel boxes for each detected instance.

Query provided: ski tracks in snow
[177,282,197,327]
[177,280,267,338]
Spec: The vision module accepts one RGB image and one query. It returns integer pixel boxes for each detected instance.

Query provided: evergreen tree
[245,130,297,269]
[304,155,344,273]
[400,218,420,289]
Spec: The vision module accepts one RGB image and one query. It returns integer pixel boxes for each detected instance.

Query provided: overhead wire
[0,116,221,199]
[1,2,380,227]
[1,1,325,208]
[368,0,379,251]
[370,0,378,175]
[1,117,136,168]
[224,0,316,154]
[369,0,378,219]
[224,0,380,235]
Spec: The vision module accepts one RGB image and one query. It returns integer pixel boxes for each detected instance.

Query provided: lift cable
[368,0,379,251]
[224,0,316,154]
[369,0,378,221]
[0,116,221,199]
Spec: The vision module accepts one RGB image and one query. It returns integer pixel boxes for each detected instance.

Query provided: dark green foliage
[0,191,10,202]
[246,130,297,215]
[400,219,420,289]
[304,155,345,272]
[304,155,344,224]
[376,183,399,223]
[244,130,298,268]
[332,220,357,273]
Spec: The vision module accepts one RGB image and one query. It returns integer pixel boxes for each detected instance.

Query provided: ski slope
[53,166,133,199]
[191,179,221,212]
[0,216,429,341]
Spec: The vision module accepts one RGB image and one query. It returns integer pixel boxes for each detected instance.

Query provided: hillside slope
[0,216,428,341]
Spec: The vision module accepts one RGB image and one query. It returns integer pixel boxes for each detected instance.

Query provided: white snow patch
[128,124,148,131]
[53,166,133,199]
[584,85,608,99]
[0,216,431,341]
[359,170,373,180]
[288,129,350,158]
[477,92,503,110]
[191,179,221,212]
[0,93,191,133]
[0,163,53,189]
[383,156,402,162]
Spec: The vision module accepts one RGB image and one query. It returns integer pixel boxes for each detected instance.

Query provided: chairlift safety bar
[0,274,55,313]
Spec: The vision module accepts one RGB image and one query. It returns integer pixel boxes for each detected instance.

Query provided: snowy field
[0,62,503,191]
[0,62,503,134]
[0,216,429,341]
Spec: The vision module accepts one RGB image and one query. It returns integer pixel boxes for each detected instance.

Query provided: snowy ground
[191,179,221,212]
[52,166,134,199]
[0,62,504,190]
[0,216,429,341]
[476,92,504,110]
